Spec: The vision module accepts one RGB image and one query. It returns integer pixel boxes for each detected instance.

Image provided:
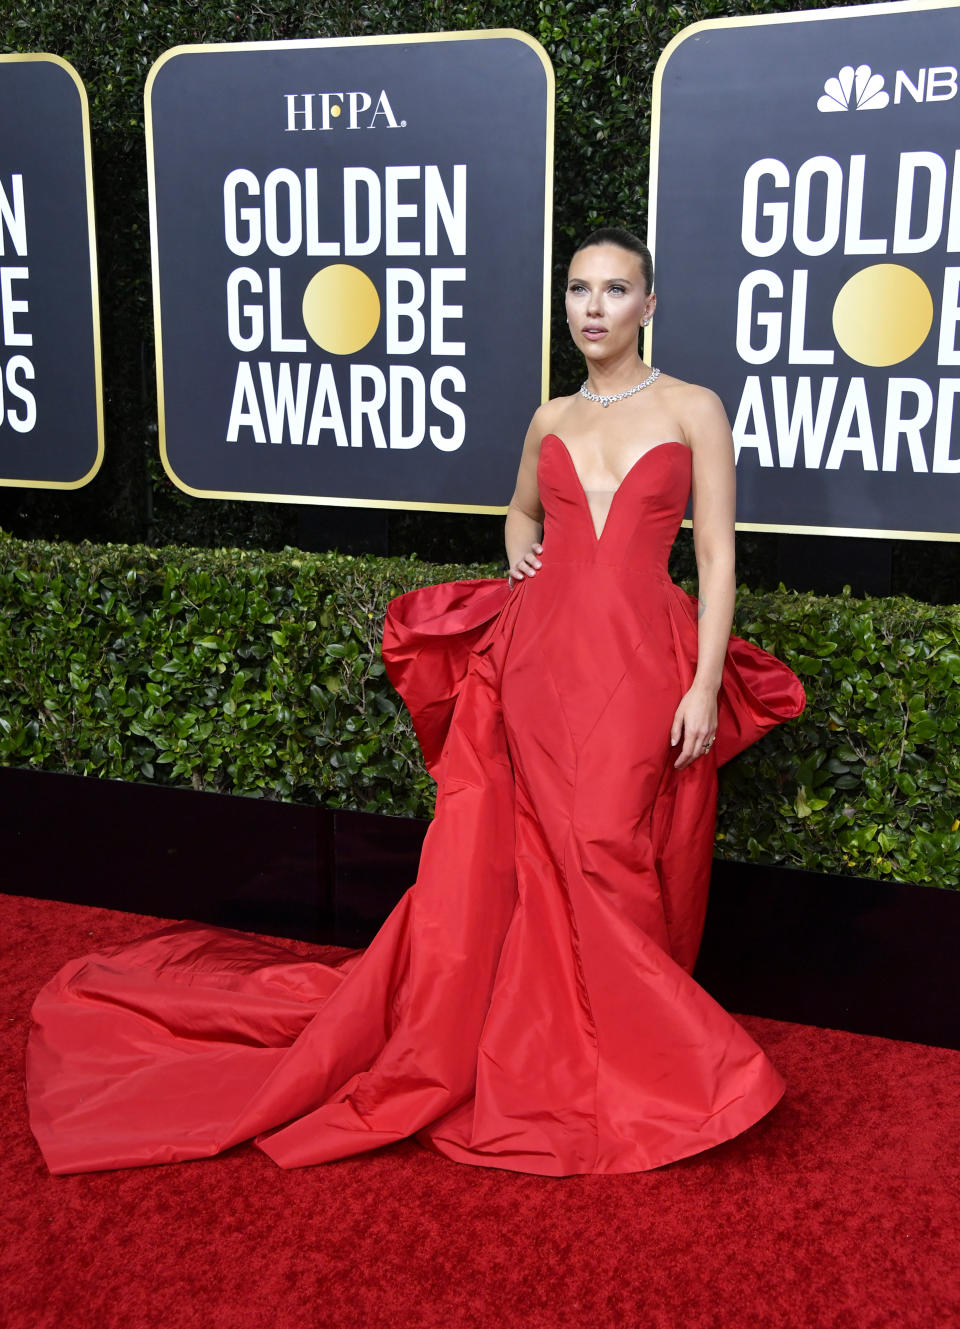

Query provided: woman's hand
[508,542,543,582]
[670,682,718,769]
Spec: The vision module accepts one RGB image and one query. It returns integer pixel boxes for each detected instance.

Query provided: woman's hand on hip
[508,542,543,582]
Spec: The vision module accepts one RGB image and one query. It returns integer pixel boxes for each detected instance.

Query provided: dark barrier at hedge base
[1,531,958,889]
[3,766,957,1050]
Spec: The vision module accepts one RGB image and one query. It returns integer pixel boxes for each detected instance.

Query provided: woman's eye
[609,284,626,294]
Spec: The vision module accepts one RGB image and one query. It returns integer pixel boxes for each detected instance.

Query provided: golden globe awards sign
[0,55,102,490]
[649,0,960,540]
[146,32,553,511]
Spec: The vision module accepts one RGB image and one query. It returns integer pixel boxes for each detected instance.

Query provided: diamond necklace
[580,367,660,408]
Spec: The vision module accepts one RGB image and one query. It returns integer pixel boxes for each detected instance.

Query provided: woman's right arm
[505,411,548,580]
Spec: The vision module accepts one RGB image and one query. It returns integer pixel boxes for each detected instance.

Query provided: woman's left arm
[671,388,737,770]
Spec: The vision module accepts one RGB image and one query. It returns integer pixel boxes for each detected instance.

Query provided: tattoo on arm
[697,595,707,620]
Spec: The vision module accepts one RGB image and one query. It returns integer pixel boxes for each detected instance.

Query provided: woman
[26,230,804,1177]
[508,227,737,773]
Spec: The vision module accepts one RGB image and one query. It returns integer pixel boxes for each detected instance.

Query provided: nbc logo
[817,64,889,112]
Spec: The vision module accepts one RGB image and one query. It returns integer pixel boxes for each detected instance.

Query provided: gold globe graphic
[302,265,381,355]
[832,264,933,368]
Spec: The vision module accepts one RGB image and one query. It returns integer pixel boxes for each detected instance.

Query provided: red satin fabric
[26,437,805,1176]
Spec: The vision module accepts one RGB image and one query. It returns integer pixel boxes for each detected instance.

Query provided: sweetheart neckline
[541,436,690,543]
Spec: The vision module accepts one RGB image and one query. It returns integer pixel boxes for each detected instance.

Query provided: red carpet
[2,891,958,1329]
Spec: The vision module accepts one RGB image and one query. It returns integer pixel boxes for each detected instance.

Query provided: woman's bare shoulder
[533,392,579,430]
[522,393,579,448]
[656,373,722,409]
[656,375,729,438]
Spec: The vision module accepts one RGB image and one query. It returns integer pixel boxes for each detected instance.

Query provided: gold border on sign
[677,517,960,543]
[145,29,554,515]
[0,53,104,490]
[647,0,960,544]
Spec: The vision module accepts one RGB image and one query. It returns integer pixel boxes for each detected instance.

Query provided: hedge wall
[2,531,958,889]
[2,3,958,892]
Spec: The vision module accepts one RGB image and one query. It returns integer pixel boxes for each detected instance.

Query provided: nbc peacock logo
[817,64,889,112]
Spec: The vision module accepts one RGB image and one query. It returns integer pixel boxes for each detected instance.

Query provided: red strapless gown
[26,438,805,1176]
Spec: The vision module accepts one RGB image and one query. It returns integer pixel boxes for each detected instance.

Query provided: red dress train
[26,438,805,1175]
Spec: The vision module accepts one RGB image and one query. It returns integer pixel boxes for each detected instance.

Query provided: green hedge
[2,532,958,888]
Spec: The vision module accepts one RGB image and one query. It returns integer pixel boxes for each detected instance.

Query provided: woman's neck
[581,350,651,396]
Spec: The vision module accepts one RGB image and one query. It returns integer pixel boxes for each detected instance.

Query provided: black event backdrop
[148,34,550,510]
[2,0,958,599]
[650,1,960,540]
[0,55,101,488]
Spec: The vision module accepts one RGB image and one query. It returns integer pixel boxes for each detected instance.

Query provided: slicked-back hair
[573,227,654,295]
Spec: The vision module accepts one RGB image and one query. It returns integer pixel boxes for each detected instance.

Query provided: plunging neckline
[543,436,689,542]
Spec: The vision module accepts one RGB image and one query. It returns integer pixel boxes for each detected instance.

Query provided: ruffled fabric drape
[27,438,804,1176]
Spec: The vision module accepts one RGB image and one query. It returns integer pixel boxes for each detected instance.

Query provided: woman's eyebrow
[567,275,635,285]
